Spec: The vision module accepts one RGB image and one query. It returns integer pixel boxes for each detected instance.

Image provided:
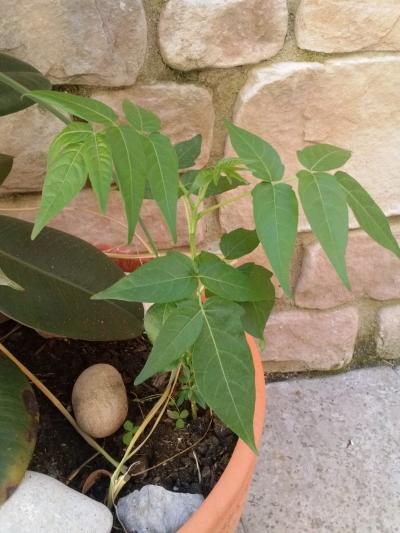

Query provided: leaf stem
[0,341,120,469]
[198,190,251,219]
[138,216,159,257]
[0,73,70,125]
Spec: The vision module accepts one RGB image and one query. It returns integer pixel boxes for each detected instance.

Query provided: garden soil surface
[0,320,237,532]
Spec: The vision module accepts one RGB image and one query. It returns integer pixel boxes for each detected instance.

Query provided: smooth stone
[72,363,128,438]
[0,471,113,533]
[117,484,204,533]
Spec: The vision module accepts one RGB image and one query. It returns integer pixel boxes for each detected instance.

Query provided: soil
[0,320,237,531]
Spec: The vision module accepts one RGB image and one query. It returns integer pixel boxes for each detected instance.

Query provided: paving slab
[242,367,400,533]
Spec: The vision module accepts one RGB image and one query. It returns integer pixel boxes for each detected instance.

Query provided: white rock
[222,56,400,232]
[117,484,204,533]
[296,0,400,53]
[0,0,147,86]
[377,305,400,360]
[0,471,113,533]
[159,0,288,70]
[72,363,128,438]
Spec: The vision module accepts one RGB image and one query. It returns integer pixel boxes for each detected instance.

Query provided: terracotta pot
[101,247,266,533]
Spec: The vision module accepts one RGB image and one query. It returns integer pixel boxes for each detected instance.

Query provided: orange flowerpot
[102,247,266,533]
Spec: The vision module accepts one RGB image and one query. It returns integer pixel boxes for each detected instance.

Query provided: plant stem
[0,73,70,125]
[0,341,120,469]
[198,190,251,219]
[107,369,179,506]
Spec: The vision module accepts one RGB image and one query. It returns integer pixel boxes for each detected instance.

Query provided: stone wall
[1,0,400,372]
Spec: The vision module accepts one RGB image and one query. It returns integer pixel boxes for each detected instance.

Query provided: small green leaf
[144,133,179,242]
[298,170,350,288]
[0,154,13,186]
[48,123,92,167]
[123,100,161,133]
[82,131,113,214]
[135,300,203,385]
[167,410,180,420]
[197,252,268,302]
[297,144,351,172]
[225,121,284,182]
[123,420,135,432]
[0,356,39,504]
[175,134,202,169]
[122,433,132,446]
[252,182,298,297]
[25,90,117,124]
[105,125,146,243]
[193,297,256,451]
[180,409,189,419]
[0,267,24,291]
[93,251,197,304]
[237,264,275,339]
[336,171,400,258]
[220,228,259,260]
[32,143,87,239]
[0,53,51,116]
[176,418,185,429]
[144,303,178,344]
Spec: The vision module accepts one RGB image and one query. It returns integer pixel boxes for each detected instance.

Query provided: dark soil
[0,321,237,531]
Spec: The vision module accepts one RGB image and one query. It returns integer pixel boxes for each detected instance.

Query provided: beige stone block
[296,0,400,53]
[95,83,214,168]
[0,0,147,86]
[263,307,359,372]
[0,189,202,253]
[295,229,400,310]
[0,106,63,193]
[376,305,400,360]
[159,0,288,70]
[222,57,400,231]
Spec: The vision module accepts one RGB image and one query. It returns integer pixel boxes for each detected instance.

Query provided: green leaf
[237,263,275,339]
[220,228,259,260]
[0,153,13,186]
[122,433,133,446]
[144,302,178,344]
[176,418,185,429]
[25,90,117,124]
[105,125,146,243]
[123,420,135,432]
[297,144,351,172]
[180,409,189,419]
[123,100,161,133]
[32,143,87,239]
[175,134,202,169]
[82,131,113,214]
[93,251,197,304]
[336,171,400,259]
[144,133,179,242]
[136,300,203,385]
[225,121,284,182]
[48,122,93,167]
[0,215,143,340]
[252,182,298,297]
[0,267,24,291]
[167,410,180,420]
[198,252,268,302]
[298,170,350,288]
[0,53,51,116]
[193,297,256,451]
[0,356,39,504]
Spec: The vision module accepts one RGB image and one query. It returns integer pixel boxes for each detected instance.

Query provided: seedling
[121,420,139,446]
